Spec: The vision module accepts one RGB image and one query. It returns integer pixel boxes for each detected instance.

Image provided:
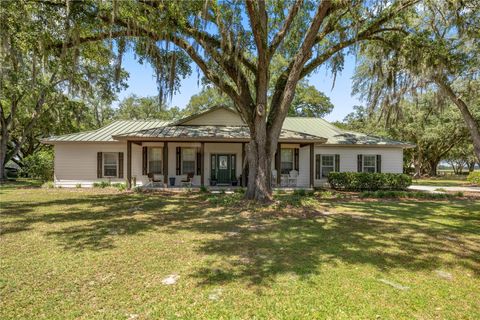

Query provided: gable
[181,107,246,126]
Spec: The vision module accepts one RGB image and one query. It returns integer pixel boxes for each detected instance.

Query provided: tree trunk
[435,77,480,162]
[0,126,8,181]
[429,160,439,176]
[468,161,475,172]
[245,114,273,202]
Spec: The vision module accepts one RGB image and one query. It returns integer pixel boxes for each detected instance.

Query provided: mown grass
[1,183,479,319]
[413,175,471,187]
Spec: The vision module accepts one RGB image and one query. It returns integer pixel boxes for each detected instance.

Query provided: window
[182,148,196,175]
[103,152,118,177]
[363,155,377,173]
[148,147,162,174]
[321,155,335,178]
[280,148,294,174]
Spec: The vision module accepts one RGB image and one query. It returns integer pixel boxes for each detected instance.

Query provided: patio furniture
[271,171,277,187]
[281,174,289,187]
[288,170,298,187]
[181,172,194,187]
[148,173,163,187]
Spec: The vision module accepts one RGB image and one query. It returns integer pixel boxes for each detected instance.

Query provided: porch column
[309,143,314,188]
[163,142,168,188]
[127,140,132,189]
[275,142,281,186]
[200,142,205,186]
[241,142,246,187]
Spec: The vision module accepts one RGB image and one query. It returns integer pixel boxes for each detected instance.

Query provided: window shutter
[97,152,103,178]
[376,155,382,173]
[176,147,181,175]
[196,149,201,175]
[335,154,340,172]
[118,152,124,178]
[357,154,363,172]
[142,147,148,175]
[315,154,321,179]
[211,154,216,180]
[294,148,299,171]
[231,154,236,180]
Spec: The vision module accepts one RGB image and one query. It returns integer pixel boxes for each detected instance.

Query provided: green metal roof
[43,108,412,147]
[42,120,170,143]
[113,125,327,143]
[282,118,412,146]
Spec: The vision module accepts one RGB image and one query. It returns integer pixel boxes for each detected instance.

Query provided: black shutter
[176,147,181,175]
[142,147,148,175]
[231,154,236,180]
[118,152,124,178]
[357,154,363,172]
[335,154,340,172]
[315,154,321,179]
[211,154,216,180]
[376,155,382,173]
[97,152,103,178]
[196,149,201,175]
[294,148,299,171]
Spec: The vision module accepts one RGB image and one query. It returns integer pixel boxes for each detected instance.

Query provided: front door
[216,154,231,184]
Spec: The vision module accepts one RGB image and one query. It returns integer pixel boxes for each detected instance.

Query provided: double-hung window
[363,155,377,173]
[182,148,196,175]
[321,155,335,178]
[280,148,294,174]
[148,147,162,174]
[103,152,118,177]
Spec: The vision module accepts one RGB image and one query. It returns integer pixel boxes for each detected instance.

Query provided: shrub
[199,185,208,193]
[93,181,111,188]
[467,172,480,185]
[22,150,54,182]
[112,183,126,191]
[328,172,412,191]
[293,189,306,196]
[75,183,82,188]
[41,181,54,189]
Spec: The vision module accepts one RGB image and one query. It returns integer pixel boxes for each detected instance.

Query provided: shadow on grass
[1,190,479,286]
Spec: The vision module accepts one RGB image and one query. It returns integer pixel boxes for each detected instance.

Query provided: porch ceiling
[112,125,327,143]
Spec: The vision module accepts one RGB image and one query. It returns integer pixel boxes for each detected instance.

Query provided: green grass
[413,175,471,187]
[1,183,479,319]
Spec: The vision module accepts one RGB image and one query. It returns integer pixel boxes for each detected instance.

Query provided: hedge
[328,172,412,191]
[467,171,480,185]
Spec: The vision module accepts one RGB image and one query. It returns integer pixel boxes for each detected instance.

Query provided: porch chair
[181,172,194,187]
[288,170,298,187]
[147,173,163,187]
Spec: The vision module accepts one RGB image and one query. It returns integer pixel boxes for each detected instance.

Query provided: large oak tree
[48,0,414,200]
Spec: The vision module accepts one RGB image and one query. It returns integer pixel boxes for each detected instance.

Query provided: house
[42,106,413,188]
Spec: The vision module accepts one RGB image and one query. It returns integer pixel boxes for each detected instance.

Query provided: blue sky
[116,50,363,122]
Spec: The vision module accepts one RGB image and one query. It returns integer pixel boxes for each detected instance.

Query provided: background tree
[115,95,183,120]
[340,94,471,176]
[0,1,128,179]
[352,0,480,161]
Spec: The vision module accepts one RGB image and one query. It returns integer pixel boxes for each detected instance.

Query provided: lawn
[1,184,479,319]
[412,175,471,187]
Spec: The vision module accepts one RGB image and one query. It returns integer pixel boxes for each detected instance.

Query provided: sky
[116,50,363,122]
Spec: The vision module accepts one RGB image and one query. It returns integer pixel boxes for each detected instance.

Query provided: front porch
[123,140,317,190]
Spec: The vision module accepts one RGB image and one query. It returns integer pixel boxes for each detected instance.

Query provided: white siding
[314,146,403,187]
[183,108,245,126]
[55,143,124,187]
[53,142,404,189]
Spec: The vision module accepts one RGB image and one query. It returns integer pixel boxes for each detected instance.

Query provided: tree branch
[268,0,303,58]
